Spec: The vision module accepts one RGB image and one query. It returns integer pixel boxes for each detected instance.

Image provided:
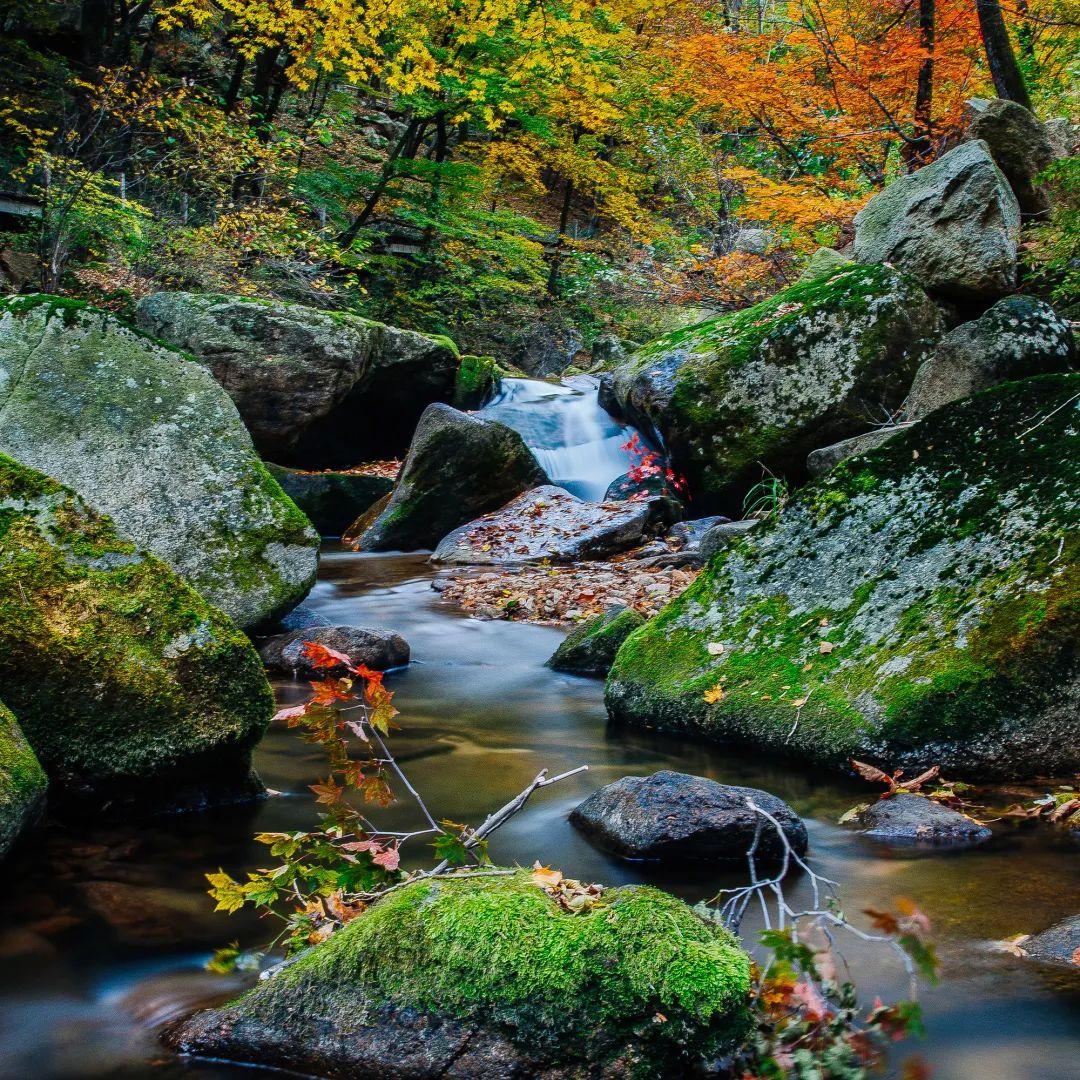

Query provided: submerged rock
[0,700,47,859]
[548,607,645,675]
[432,486,672,565]
[259,625,409,676]
[600,264,941,509]
[1020,915,1080,966]
[136,291,460,466]
[266,464,393,537]
[606,375,1080,781]
[0,296,318,629]
[353,404,547,552]
[0,453,272,808]
[166,871,752,1078]
[845,793,991,847]
[571,771,807,865]
[853,141,1020,300]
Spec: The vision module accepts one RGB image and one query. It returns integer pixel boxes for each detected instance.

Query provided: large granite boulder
[547,607,645,675]
[599,264,942,509]
[965,98,1062,216]
[853,141,1020,301]
[0,296,318,629]
[136,292,460,466]
[0,453,272,808]
[0,700,47,859]
[166,871,752,1078]
[259,625,409,676]
[906,295,1075,421]
[571,771,807,866]
[432,486,672,565]
[353,404,547,552]
[606,374,1080,781]
[266,464,393,537]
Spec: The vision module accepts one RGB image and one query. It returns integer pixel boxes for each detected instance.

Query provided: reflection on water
[1,549,1078,1079]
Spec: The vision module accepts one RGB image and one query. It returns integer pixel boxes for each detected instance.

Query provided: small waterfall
[479,375,641,501]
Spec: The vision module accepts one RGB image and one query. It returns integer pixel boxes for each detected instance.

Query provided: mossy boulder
[452,354,501,409]
[606,374,1080,781]
[548,607,646,675]
[265,464,393,537]
[599,264,942,511]
[167,870,752,1078]
[0,453,273,807]
[0,700,46,859]
[354,403,547,551]
[0,295,318,629]
[136,291,460,467]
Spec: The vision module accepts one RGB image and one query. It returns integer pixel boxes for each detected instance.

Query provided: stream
[1,382,1078,1080]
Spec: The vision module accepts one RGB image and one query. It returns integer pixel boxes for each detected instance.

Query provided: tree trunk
[974,0,1032,109]
[546,177,574,295]
[903,0,935,170]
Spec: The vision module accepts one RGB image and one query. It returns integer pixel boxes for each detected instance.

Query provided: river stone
[571,771,807,866]
[847,793,991,847]
[0,296,318,629]
[432,486,672,565]
[0,700,46,860]
[965,98,1062,216]
[599,264,942,509]
[165,871,752,1078]
[606,374,1080,781]
[548,607,645,676]
[853,141,1020,301]
[259,625,410,676]
[135,291,460,466]
[353,404,547,552]
[807,426,910,478]
[0,452,272,808]
[266,464,393,537]
[905,296,1076,422]
[1021,915,1080,966]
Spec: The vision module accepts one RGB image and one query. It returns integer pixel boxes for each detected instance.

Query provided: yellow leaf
[703,684,724,704]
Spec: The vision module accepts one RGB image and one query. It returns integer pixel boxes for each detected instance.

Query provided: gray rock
[965,98,1062,216]
[699,519,761,562]
[732,227,775,256]
[547,607,645,676]
[906,296,1075,421]
[1043,117,1077,157]
[854,141,1020,300]
[570,771,807,865]
[1021,915,1080,965]
[591,333,631,368]
[604,469,671,501]
[354,404,547,552]
[848,793,991,847]
[259,626,409,676]
[600,264,942,509]
[432,486,672,565]
[798,247,854,283]
[807,427,909,477]
[0,700,46,860]
[135,291,459,467]
[668,516,730,548]
[0,296,318,629]
[266,464,393,537]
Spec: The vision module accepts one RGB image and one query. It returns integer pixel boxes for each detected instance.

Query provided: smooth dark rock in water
[165,871,752,1079]
[136,291,459,466]
[79,880,227,947]
[266,464,393,537]
[353,404,547,552]
[848,794,991,847]
[1021,915,1080,965]
[258,626,409,676]
[548,607,645,676]
[605,469,669,501]
[274,602,332,633]
[0,700,46,860]
[432,485,673,565]
[570,771,807,865]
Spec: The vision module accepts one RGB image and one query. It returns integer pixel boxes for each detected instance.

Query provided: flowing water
[479,376,641,500]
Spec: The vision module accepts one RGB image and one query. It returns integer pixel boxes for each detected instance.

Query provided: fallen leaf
[818,641,835,654]
[703,684,725,704]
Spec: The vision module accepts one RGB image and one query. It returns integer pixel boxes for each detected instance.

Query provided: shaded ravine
[0,549,1078,1079]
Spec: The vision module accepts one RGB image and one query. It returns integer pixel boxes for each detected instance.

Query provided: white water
[479,375,640,501]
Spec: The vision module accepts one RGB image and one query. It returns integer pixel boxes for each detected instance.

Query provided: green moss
[452,354,500,409]
[0,699,47,857]
[233,871,751,1074]
[548,607,645,674]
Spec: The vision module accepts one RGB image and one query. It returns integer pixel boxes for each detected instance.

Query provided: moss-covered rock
[606,374,1080,781]
[599,264,942,511]
[0,295,318,629]
[0,699,46,859]
[452,354,501,409]
[0,453,272,807]
[265,464,393,537]
[136,291,460,467]
[167,870,751,1078]
[548,607,646,675]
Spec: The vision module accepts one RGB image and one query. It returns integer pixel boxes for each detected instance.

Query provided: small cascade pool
[479,376,641,501]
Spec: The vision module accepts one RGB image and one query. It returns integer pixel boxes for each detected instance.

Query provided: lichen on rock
[0,699,46,859]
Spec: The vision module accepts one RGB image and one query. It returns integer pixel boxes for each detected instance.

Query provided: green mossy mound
[0,453,273,807]
[548,607,646,675]
[607,374,1080,780]
[169,871,751,1078]
[453,354,502,409]
[600,264,942,511]
[0,699,46,859]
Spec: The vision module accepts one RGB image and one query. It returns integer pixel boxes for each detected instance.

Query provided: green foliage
[1024,156,1080,313]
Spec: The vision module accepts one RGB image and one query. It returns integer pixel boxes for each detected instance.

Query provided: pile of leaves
[530,863,605,914]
